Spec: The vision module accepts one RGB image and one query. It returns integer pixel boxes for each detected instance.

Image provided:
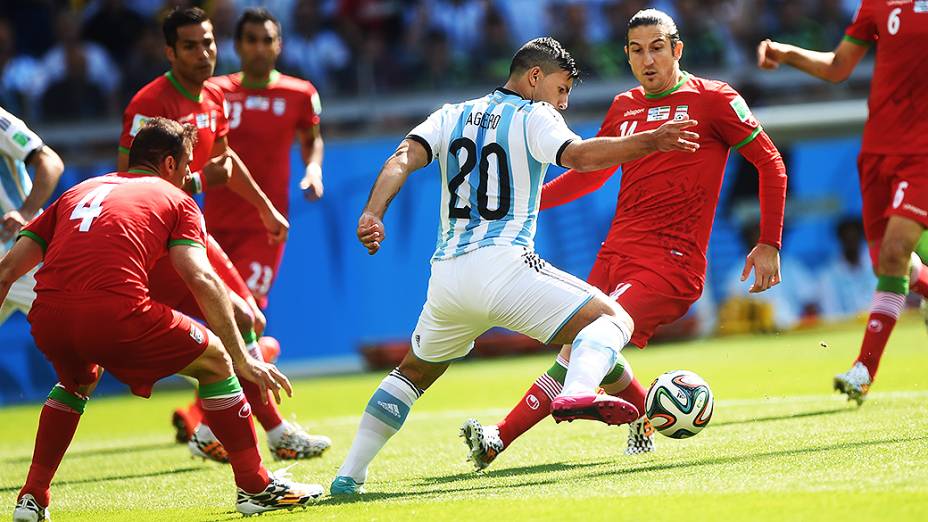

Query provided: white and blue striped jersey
[0,106,42,252]
[408,88,579,262]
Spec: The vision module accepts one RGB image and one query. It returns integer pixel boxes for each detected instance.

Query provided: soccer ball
[645,370,713,439]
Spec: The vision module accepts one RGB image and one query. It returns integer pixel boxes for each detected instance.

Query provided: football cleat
[833,361,872,406]
[188,424,230,463]
[330,476,365,496]
[268,422,332,461]
[460,418,504,471]
[551,393,639,426]
[625,415,656,455]
[236,471,323,515]
[12,494,49,522]
[171,402,202,444]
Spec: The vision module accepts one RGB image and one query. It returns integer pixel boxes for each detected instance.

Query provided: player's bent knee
[182,335,234,383]
[878,237,916,274]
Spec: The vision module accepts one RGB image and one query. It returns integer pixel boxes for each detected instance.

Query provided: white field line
[314,390,928,427]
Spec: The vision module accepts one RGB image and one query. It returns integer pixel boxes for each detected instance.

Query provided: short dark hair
[509,37,579,80]
[128,117,197,168]
[626,9,681,47]
[163,7,209,48]
[234,7,281,42]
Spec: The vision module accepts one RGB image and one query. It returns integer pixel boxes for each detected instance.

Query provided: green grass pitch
[2,317,927,521]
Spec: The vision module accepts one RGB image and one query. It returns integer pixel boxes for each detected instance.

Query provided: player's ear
[673,40,684,60]
[165,45,176,64]
[528,66,542,87]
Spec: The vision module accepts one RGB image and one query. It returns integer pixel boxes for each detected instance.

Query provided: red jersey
[21,172,206,305]
[120,72,230,173]
[845,0,928,155]
[206,71,320,232]
[543,74,785,287]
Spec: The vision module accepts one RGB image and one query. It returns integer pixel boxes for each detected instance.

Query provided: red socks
[497,357,566,447]
[239,377,284,432]
[856,289,906,380]
[19,385,87,507]
[199,377,269,493]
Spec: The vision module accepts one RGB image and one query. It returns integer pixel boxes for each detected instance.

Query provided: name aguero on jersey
[465,111,501,130]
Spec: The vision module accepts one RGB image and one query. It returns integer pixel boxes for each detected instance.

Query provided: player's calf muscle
[181,339,234,384]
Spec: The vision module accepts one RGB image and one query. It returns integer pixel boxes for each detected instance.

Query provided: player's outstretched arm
[1,146,64,242]
[757,39,868,84]
[170,244,291,403]
[559,119,699,172]
[0,236,44,303]
[738,132,787,293]
[358,138,430,255]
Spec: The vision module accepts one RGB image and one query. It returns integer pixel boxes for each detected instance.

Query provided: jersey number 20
[447,137,511,221]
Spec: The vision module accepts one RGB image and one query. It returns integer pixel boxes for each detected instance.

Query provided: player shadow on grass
[2,441,177,465]
[321,476,567,505]
[712,407,850,427]
[0,466,202,493]
[415,460,610,487]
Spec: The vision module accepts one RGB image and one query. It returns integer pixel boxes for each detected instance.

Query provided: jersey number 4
[447,137,512,221]
[70,185,115,232]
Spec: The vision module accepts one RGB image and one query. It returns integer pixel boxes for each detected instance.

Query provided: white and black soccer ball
[645,370,713,439]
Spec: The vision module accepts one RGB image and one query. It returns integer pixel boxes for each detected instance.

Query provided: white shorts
[411,245,604,363]
[0,267,36,324]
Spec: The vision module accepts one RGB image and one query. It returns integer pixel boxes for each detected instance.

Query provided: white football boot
[625,415,656,455]
[12,494,49,522]
[460,418,504,471]
[188,423,229,463]
[833,361,872,406]
[236,470,323,516]
[268,422,332,461]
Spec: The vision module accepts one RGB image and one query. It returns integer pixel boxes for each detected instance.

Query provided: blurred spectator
[473,5,516,84]
[2,0,58,57]
[0,18,44,119]
[496,0,552,44]
[550,2,598,79]
[675,0,734,69]
[38,10,120,119]
[210,0,240,75]
[771,0,826,51]
[412,28,466,91]
[282,0,352,94]
[121,22,168,107]
[336,0,408,51]
[81,0,146,66]
[819,217,877,320]
[40,44,108,122]
[428,0,486,59]
[719,221,820,333]
[591,0,647,78]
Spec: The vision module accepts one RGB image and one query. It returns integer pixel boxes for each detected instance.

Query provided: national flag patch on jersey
[129,113,152,137]
[647,106,671,122]
[729,96,751,122]
[673,106,689,121]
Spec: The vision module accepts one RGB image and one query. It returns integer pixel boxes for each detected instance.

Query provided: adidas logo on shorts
[378,401,401,418]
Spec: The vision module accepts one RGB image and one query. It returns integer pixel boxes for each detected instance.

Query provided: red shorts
[211,229,285,309]
[859,154,928,246]
[587,254,701,348]
[28,296,209,397]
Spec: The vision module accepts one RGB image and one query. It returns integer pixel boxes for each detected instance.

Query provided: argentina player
[331,38,699,495]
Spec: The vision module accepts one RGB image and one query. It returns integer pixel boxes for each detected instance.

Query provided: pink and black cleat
[551,394,639,426]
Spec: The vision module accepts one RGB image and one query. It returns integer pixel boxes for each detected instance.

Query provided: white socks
[336,368,423,483]
[561,316,631,397]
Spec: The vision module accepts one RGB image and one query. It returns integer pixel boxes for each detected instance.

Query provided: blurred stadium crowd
[2,0,861,124]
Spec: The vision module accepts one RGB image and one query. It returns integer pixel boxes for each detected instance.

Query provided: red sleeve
[540,97,623,210]
[168,196,207,248]
[120,95,162,154]
[711,83,763,149]
[205,235,253,301]
[738,131,787,250]
[298,82,321,130]
[845,1,877,45]
[19,200,59,253]
[540,167,617,210]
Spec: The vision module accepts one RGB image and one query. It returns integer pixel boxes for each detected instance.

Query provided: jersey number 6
[447,137,512,221]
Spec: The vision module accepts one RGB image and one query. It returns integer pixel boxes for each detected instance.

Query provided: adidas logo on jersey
[378,401,401,418]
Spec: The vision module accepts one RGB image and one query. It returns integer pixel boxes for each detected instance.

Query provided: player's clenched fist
[357,211,385,255]
[650,119,700,152]
[756,39,785,70]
